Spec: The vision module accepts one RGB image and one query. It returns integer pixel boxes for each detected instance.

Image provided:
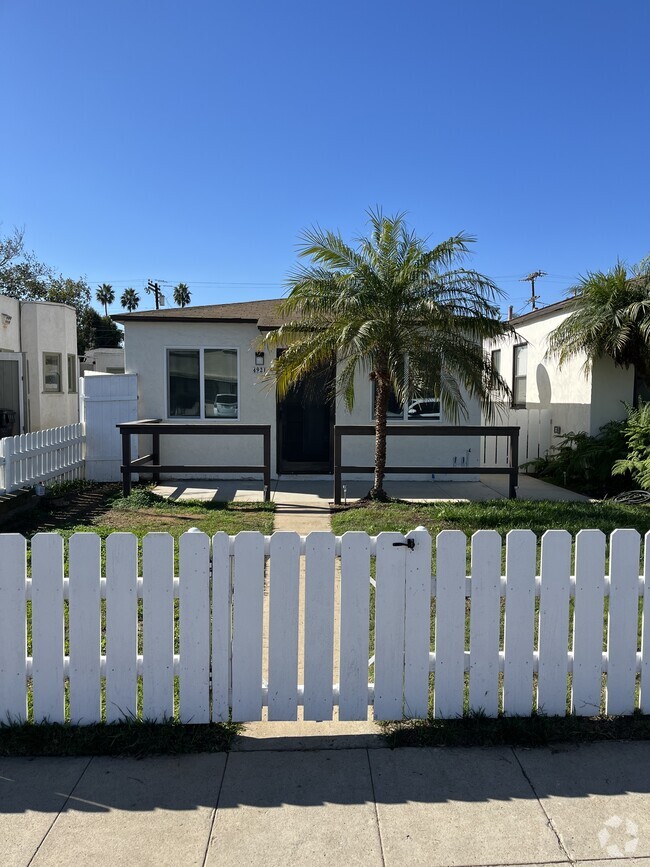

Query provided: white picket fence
[0,424,85,495]
[0,527,648,725]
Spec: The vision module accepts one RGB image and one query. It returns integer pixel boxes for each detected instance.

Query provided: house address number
[253,365,266,374]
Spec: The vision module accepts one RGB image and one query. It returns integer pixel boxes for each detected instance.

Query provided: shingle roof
[112,298,287,329]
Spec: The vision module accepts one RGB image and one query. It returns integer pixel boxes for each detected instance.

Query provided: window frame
[371,359,442,423]
[67,353,77,393]
[166,346,240,421]
[42,352,62,393]
[512,343,528,408]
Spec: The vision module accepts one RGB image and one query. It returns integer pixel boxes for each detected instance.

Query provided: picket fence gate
[0,424,85,495]
[0,527,648,725]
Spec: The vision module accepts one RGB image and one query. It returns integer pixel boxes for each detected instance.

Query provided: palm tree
[263,209,510,500]
[96,283,115,316]
[173,282,191,308]
[547,258,650,390]
[120,287,140,312]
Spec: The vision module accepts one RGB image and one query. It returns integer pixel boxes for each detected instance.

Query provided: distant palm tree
[173,282,191,308]
[263,209,509,500]
[96,283,115,316]
[547,258,650,390]
[120,287,140,312]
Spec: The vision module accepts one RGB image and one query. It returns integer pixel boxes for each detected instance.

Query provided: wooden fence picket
[503,530,536,715]
[179,531,211,723]
[642,531,650,714]
[231,532,265,721]
[403,527,432,719]
[211,532,231,722]
[303,532,336,720]
[537,530,572,715]
[571,529,606,715]
[607,529,640,715]
[338,532,371,721]
[374,533,407,720]
[267,532,301,721]
[105,533,138,723]
[0,534,27,722]
[469,530,502,717]
[434,530,467,718]
[68,533,101,724]
[31,533,65,723]
[142,533,174,722]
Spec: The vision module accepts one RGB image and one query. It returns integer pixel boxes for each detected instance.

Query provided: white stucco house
[482,299,634,468]
[80,347,125,376]
[0,294,79,435]
[114,299,484,481]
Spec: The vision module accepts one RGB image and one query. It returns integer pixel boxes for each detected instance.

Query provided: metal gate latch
[392,539,415,549]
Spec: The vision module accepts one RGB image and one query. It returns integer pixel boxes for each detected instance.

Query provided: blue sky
[1,0,648,317]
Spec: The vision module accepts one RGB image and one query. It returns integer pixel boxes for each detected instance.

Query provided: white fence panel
[469,530,502,716]
[434,530,467,718]
[0,527,647,726]
[268,532,300,721]
[69,533,102,724]
[0,423,84,494]
[31,533,65,723]
[0,534,27,721]
[179,531,211,723]
[503,530,537,715]
[105,533,138,723]
[642,531,650,714]
[606,529,640,715]
[303,532,336,721]
[374,533,407,720]
[571,530,606,715]
[338,532,371,721]
[142,533,174,721]
[231,532,265,721]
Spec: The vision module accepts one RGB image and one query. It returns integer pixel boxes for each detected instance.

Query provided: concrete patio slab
[205,749,382,866]
[369,746,569,866]
[0,757,90,867]
[32,754,227,867]
[515,742,650,862]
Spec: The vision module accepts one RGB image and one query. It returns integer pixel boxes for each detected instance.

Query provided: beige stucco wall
[0,296,21,352]
[124,319,482,480]
[483,307,634,465]
[21,301,79,430]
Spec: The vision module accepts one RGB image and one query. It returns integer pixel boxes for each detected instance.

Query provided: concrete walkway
[2,740,648,866]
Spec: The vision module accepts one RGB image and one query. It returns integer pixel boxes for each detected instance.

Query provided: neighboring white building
[482,299,635,468]
[0,294,79,435]
[80,347,125,376]
[114,300,482,481]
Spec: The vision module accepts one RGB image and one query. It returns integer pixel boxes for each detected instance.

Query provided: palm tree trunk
[370,375,389,500]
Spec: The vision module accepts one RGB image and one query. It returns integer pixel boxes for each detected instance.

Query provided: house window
[43,353,62,393]
[371,375,441,422]
[67,354,77,393]
[167,348,239,419]
[490,349,501,388]
[512,344,527,407]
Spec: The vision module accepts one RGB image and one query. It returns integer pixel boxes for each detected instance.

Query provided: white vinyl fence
[0,424,85,495]
[0,527,648,725]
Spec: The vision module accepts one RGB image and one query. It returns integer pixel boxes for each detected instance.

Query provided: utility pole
[519,270,546,310]
[146,279,165,310]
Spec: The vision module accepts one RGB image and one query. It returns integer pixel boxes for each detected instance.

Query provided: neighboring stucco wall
[0,296,21,352]
[81,347,125,375]
[21,301,79,431]
[483,307,635,466]
[124,319,482,480]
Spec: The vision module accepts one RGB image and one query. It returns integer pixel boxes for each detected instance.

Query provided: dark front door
[277,362,333,474]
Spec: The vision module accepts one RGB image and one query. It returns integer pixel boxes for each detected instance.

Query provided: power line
[519,270,547,310]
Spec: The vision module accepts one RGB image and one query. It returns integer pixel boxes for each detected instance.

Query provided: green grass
[380,710,650,748]
[331,498,650,539]
[0,719,242,757]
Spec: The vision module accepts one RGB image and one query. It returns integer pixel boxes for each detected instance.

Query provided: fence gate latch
[392,538,415,550]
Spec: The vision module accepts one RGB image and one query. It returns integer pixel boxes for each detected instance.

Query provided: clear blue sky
[1,0,648,317]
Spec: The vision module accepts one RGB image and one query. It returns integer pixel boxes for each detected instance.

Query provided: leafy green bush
[613,401,650,489]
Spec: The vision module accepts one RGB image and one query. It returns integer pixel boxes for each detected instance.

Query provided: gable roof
[509,297,574,326]
[112,298,286,329]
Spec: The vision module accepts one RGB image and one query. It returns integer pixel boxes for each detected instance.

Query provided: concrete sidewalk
[2,740,648,866]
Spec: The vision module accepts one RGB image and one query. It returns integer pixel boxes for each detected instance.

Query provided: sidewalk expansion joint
[201,750,229,867]
[365,747,387,867]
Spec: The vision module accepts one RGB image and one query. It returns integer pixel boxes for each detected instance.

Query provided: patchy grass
[1,482,275,542]
[380,710,650,748]
[0,719,242,757]
[331,498,650,539]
